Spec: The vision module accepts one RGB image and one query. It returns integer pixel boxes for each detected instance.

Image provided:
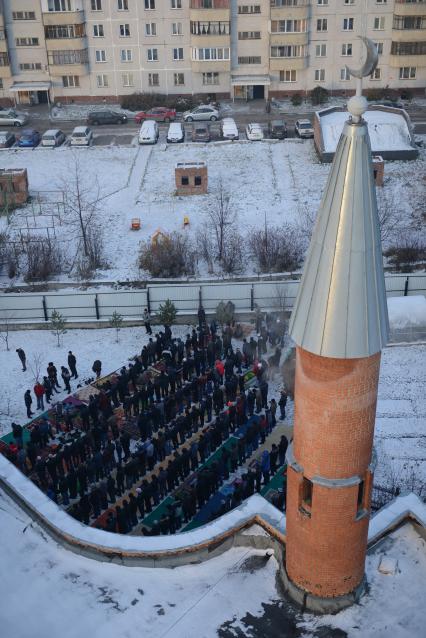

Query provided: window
[171,0,182,7]
[317,19,327,32]
[93,24,104,37]
[393,15,426,30]
[373,16,385,30]
[376,42,383,55]
[91,0,102,10]
[317,0,328,4]
[172,22,183,35]
[392,41,426,55]
[145,23,156,36]
[238,31,261,40]
[173,47,184,60]
[181,176,189,186]
[399,66,416,79]
[0,79,3,89]
[96,74,108,87]
[370,67,381,80]
[48,49,89,65]
[15,37,39,46]
[12,11,36,20]
[238,5,261,14]
[145,0,155,8]
[120,49,132,61]
[315,69,325,81]
[118,0,129,9]
[344,0,354,4]
[194,176,202,186]
[148,73,159,86]
[341,43,352,56]
[279,69,297,82]
[271,20,307,33]
[270,45,306,58]
[120,24,130,36]
[191,21,230,35]
[300,477,313,514]
[174,72,185,85]
[147,48,158,61]
[376,0,387,3]
[0,53,9,67]
[95,49,106,62]
[315,44,327,57]
[122,72,134,87]
[238,56,261,63]
[19,62,42,70]
[201,0,213,6]
[357,481,365,515]
[45,24,85,39]
[62,75,80,87]
[202,71,219,85]
[340,67,350,80]
[193,47,230,61]
[48,0,71,10]
[343,18,354,31]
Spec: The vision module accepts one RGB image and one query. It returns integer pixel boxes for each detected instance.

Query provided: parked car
[295,119,313,138]
[41,129,66,147]
[192,122,210,142]
[372,100,404,109]
[0,110,27,127]
[166,122,185,143]
[17,129,41,148]
[268,119,287,139]
[245,123,264,141]
[138,120,159,144]
[70,126,93,146]
[0,131,16,148]
[87,110,127,125]
[183,105,220,122]
[220,118,239,140]
[135,107,176,124]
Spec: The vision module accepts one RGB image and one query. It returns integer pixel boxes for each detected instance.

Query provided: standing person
[143,308,152,335]
[68,351,78,379]
[197,304,206,330]
[61,366,72,393]
[92,359,102,379]
[33,381,45,411]
[278,434,288,468]
[278,389,287,420]
[43,376,53,404]
[16,348,27,371]
[47,362,61,390]
[24,390,34,419]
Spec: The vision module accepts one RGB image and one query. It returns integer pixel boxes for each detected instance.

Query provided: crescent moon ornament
[345,36,378,80]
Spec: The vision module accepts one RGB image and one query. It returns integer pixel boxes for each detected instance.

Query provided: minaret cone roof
[289,115,389,359]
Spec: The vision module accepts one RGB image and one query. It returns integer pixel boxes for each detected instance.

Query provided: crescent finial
[345,36,379,80]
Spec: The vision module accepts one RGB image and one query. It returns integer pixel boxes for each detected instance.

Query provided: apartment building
[0,0,424,105]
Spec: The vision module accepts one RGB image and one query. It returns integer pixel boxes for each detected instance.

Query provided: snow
[388,295,426,329]
[320,109,415,153]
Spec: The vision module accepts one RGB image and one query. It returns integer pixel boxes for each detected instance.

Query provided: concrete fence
[0,273,425,326]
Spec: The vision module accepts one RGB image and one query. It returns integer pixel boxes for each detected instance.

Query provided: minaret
[284,42,389,613]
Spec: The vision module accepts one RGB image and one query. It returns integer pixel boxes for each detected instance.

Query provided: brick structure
[175,162,207,196]
[372,156,384,187]
[0,168,28,209]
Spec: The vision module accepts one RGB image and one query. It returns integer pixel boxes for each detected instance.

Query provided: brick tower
[284,88,389,611]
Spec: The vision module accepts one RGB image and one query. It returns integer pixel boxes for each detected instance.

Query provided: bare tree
[248,224,304,274]
[206,180,237,262]
[139,232,195,278]
[196,228,214,274]
[0,315,11,351]
[29,353,43,383]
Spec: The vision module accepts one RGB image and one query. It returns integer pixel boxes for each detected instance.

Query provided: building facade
[0,0,424,105]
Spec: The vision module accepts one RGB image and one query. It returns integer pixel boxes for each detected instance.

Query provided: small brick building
[175,161,207,195]
[0,168,29,208]
[372,155,384,186]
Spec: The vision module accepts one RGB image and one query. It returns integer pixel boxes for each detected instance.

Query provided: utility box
[372,156,384,187]
[175,161,208,195]
[0,168,29,209]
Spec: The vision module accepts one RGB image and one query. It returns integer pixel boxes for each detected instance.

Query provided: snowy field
[0,139,423,283]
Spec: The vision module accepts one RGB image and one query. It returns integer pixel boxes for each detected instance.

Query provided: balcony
[46,35,87,51]
[389,40,426,66]
[269,55,308,71]
[394,0,426,17]
[270,32,308,46]
[0,52,11,78]
[190,1,229,22]
[47,48,89,75]
[42,9,85,27]
[270,3,310,20]
[191,59,230,72]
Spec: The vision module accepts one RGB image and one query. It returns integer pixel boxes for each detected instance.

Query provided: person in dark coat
[79,494,91,525]
[16,348,26,371]
[68,351,78,378]
[61,366,72,393]
[92,359,102,379]
[278,435,288,468]
[24,389,34,418]
[278,390,287,420]
[47,362,61,390]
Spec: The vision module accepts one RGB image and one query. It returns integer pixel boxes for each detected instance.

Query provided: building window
[343,18,354,31]
[171,0,182,7]
[399,66,416,80]
[370,67,381,80]
[48,49,89,65]
[91,0,102,10]
[315,69,325,82]
[376,42,383,55]
[191,21,230,35]
[317,0,328,5]
[147,48,158,61]
[148,73,159,86]
[340,67,351,80]
[238,31,261,40]
[145,0,155,9]
[12,11,36,20]
[270,45,306,58]
[95,49,106,62]
[194,176,202,186]
[93,24,104,37]
[202,71,219,85]
[192,47,230,61]
[145,23,157,36]
[300,477,313,515]
[120,24,130,37]
[373,16,385,30]
[238,5,261,14]
[0,79,3,89]
[45,24,85,39]
[317,19,327,32]
[271,20,307,34]
[341,43,352,56]
[376,0,387,4]
[181,176,189,186]
[96,74,108,87]
[118,0,129,9]
[357,481,365,515]
[48,0,71,10]
[344,0,354,4]
[279,69,297,82]
[0,53,9,67]
[120,49,132,62]
[315,44,327,57]
[174,72,185,85]
[122,73,134,87]
[238,56,261,64]
[15,37,39,46]
[173,48,184,60]
[62,75,80,87]
[19,62,42,70]
[172,22,183,35]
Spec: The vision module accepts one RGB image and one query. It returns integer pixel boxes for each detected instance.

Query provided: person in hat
[16,348,26,371]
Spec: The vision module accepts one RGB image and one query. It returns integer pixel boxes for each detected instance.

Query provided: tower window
[299,476,313,516]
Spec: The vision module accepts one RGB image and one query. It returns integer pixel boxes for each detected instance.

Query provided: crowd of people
[5,312,290,536]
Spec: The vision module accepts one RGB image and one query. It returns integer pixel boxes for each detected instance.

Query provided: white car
[295,119,314,138]
[183,105,220,122]
[245,123,264,141]
[41,129,66,147]
[70,126,93,146]
[166,122,185,143]
[0,109,28,127]
[221,118,239,140]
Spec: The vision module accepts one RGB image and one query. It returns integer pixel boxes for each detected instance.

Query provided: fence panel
[0,293,45,322]
[148,284,200,313]
[44,293,96,321]
[201,282,252,312]
[253,280,299,311]
[97,290,147,319]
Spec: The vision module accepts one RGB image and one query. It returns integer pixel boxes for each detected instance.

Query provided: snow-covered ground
[0,138,423,284]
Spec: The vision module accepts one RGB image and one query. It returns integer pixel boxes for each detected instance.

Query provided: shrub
[158,299,177,326]
[23,237,63,282]
[248,224,304,273]
[120,92,199,113]
[384,239,426,273]
[399,89,413,102]
[139,232,195,278]
[216,301,235,328]
[365,88,386,102]
[291,93,303,107]
[310,86,329,106]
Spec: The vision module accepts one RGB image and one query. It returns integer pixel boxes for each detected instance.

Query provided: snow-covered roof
[387,295,426,330]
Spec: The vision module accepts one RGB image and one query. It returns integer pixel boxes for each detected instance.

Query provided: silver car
[0,109,28,127]
[41,129,66,147]
[183,105,220,122]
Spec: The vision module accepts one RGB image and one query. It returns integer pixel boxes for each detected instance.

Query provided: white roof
[43,129,60,136]
[72,126,88,133]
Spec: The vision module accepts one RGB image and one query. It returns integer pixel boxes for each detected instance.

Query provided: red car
[134,107,176,124]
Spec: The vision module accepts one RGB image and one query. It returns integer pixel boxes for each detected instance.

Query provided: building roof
[289,114,389,359]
